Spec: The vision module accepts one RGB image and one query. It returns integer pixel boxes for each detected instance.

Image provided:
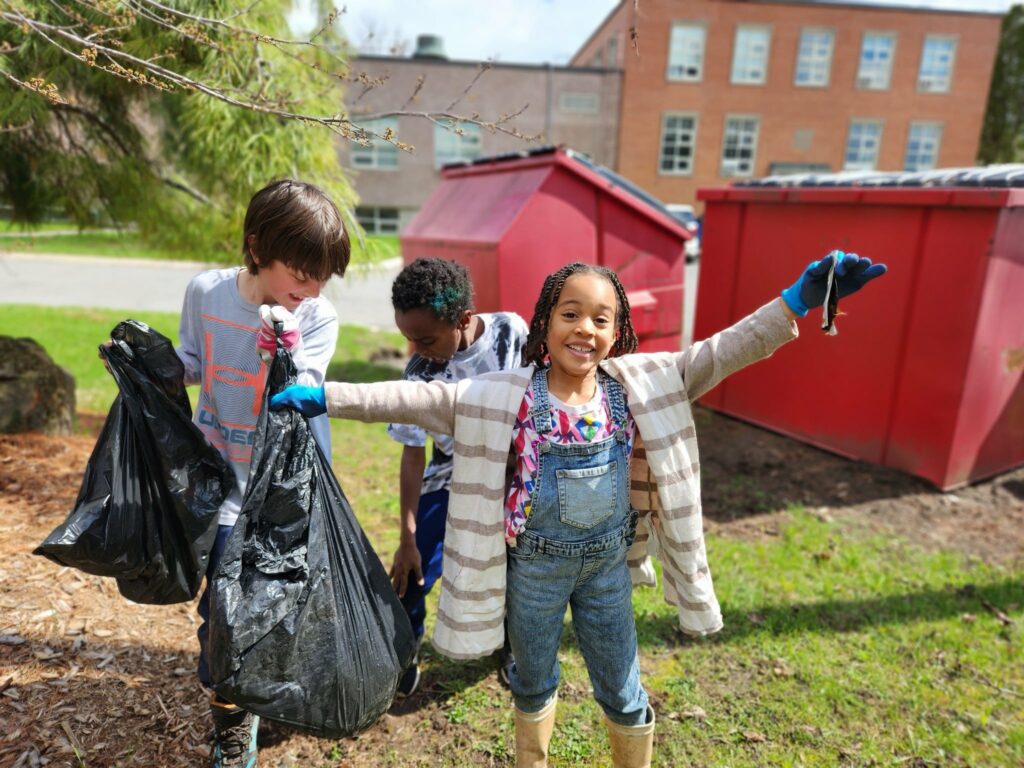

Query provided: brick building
[340,38,621,233]
[571,0,1003,208]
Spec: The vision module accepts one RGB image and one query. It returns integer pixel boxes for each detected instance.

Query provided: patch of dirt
[1,408,1022,766]
[695,407,1024,568]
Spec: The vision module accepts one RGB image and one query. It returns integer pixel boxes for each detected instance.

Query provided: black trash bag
[34,320,233,604]
[208,347,415,739]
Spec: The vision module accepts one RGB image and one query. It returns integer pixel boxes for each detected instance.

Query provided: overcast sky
[294,0,1015,65]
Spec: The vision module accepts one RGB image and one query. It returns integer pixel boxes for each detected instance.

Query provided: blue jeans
[505,369,648,727]
[400,488,449,641]
[197,524,233,688]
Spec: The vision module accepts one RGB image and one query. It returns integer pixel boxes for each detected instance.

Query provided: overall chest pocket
[555,461,618,529]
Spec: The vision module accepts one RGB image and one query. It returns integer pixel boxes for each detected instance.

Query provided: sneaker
[396,657,421,698]
[210,695,259,768]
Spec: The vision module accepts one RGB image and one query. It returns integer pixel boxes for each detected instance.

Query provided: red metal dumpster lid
[699,165,1024,208]
[441,146,691,240]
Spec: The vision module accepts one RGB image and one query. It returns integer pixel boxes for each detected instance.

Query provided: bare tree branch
[0,0,539,147]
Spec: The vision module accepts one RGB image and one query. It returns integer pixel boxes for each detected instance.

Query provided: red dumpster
[401,147,692,352]
[695,168,1024,490]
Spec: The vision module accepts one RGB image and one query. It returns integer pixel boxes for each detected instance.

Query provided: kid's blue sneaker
[210,695,259,768]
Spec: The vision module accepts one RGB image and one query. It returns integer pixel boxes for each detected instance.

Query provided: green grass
[0,220,95,234]
[5,305,1022,767]
[0,230,401,265]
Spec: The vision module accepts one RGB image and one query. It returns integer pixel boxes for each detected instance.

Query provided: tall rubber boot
[605,705,655,768]
[514,695,557,768]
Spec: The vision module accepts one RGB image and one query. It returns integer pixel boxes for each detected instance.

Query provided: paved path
[0,252,403,330]
[0,251,699,344]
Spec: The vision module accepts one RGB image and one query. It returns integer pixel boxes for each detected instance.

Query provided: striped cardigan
[325,299,798,659]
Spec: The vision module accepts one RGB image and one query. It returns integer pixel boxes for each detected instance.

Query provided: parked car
[667,203,701,263]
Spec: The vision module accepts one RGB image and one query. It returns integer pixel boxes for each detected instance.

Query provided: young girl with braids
[271,253,886,768]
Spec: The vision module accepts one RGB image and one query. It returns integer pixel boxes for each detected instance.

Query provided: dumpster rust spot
[1005,347,1024,373]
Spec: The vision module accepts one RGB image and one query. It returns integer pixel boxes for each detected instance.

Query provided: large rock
[0,336,75,436]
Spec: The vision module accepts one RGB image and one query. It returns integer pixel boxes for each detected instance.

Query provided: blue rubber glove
[781,250,888,317]
[269,384,327,418]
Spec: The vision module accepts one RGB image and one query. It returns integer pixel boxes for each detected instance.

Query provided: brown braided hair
[523,262,638,367]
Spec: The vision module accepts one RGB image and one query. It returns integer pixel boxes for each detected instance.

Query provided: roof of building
[736,0,1003,16]
[736,166,1024,189]
[354,53,619,74]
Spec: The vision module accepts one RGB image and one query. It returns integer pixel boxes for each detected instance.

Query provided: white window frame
[658,112,699,176]
[856,32,897,91]
[434,121,482,169]
[731,25,771,86]
[917,35,957,93]
[355,206,400,235]
[667,22,706,83]
[795,27,835,88]
[844,119,884,171]
[351,118,399,170]
[720,115,761,177]
[559,91,600,114]
[904,121,943,171]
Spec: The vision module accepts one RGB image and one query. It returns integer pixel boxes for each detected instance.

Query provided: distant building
[571,0,1003,209]
[340,35,621,233]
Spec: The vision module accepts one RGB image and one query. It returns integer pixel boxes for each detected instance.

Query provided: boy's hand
[390,540,425,598]
[269,384,326,417]
[257,304,302,362]
[781,251,887,317]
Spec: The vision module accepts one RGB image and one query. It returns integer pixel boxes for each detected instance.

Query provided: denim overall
[506,368,649,727]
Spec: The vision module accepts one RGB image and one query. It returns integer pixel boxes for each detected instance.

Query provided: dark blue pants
[197,524,233,688]
[400,488,449,641]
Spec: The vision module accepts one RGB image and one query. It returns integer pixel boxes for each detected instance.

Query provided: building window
[904,122,942,171]
[667,23,706,82]
[844,120,883,170]
[607,34,619,68]
[559,92,600,114]
[351,118,399,169]
[918,35,956,93]
[434,122,482,168]
[356,206,400,235]
[795,28,834,87]
[659,113,698,175]
[731,26,771,85]
[721,116,760,177]
[856,32,896,90]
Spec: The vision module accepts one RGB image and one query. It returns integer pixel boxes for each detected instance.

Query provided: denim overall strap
[529,366,554,436]
[601,370,628,442]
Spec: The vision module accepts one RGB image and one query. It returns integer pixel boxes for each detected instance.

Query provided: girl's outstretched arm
[271,379,457,437]
[678,251,886,399]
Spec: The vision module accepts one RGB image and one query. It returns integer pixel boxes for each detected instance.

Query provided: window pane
[351,118,399,170]
[918,36,956,92]
[795,28,834,87]
[658,113,698,174]
[434,122,482,168]
[732,27,771,85]
[844,120,883,170]
[356,206,401,235]
[856,33,896,90]
[667,24,706,82]
[904,122,942,171]
[721,116,760,176]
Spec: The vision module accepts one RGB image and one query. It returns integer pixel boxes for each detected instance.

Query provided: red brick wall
[575,0,1002,208]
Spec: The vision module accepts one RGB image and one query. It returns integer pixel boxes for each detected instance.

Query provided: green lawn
[3,305,1022,766]
[0,230,401,266]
